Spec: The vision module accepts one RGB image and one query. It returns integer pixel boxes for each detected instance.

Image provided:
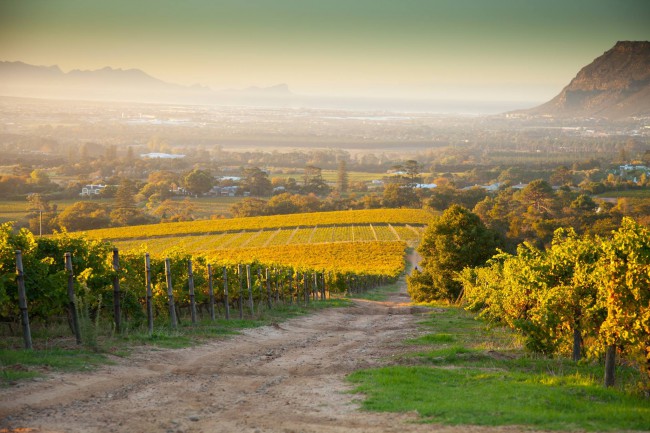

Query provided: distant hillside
[0,60,292,105]
[522,41,650,119]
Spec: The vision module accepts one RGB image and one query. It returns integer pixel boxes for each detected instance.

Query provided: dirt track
[0,276,529,433]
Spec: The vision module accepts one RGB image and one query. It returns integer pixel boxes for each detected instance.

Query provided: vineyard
[82,209,431,241]
[111,223,422,253]
[1,209,427,346]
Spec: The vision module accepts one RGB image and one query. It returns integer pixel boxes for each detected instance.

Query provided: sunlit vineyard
[203,241,407,278]
[83,209,432,241]
[112,223,424,253]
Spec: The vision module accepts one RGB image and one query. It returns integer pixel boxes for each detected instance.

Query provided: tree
[242,167,273,197]
[110,178,153,226]
[403,160,422,187]
[230,198,268,218]
[26,193,57,235]
[382,183,418,208]
[337,159,349,194]
[183,169,213,196]
[267,193,299,215]
[152,198,197,222]
[550,165,573,186]
[302,165,329,195]
[114,178,137,210]
[408,205,502,302]
[55,202,111,231]
[519,180,556,215]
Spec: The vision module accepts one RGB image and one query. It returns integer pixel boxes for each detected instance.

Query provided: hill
[0,60,292,105]
[522,41,650,119]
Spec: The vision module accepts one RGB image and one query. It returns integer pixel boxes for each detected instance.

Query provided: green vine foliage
[459,218,649,388]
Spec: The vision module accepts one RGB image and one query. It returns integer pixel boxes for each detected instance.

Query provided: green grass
[348,367,650,431]
[348,306,650,432]
[405,333,455,345]
[0,348,108,386]
[596,190,650,198]
[348,280,402,301]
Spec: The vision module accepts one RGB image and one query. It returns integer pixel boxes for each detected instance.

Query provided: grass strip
[348,305,650,432]
[348,366,650,431]
[0,348,108,386]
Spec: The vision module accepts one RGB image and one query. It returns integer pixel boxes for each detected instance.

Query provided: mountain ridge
[522,41,650,119]
[0,60,292,104]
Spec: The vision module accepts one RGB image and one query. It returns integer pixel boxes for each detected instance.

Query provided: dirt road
[0,279,519,433]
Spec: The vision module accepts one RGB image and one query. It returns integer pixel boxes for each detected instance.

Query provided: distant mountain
[522,41,650,119]
[0,61,293,106]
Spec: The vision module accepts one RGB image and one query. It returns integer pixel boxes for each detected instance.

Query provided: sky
[1,0,649,103]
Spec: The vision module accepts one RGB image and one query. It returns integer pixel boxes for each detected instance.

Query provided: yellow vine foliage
[81,209,432,241]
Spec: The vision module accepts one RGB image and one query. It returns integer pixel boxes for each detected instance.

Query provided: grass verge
[0,348,108,386]
[348,306,650,432]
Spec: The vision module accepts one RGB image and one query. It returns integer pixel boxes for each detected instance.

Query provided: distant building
[140,153,186,159]
[209,186,240,197]
[462,182,502,192]
[80,184,106,196]
[414,183,437,189]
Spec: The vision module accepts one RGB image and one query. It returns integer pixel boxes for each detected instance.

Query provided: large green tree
[242,167,273,197]
[408,205,502,302]
[183,169,213,196]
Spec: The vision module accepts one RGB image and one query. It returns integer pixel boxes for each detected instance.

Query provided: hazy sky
[1,0,649,102]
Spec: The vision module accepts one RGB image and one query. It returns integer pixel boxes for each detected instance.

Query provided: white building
[80,184,107,196]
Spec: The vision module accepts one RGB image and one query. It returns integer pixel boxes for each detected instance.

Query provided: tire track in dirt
[0,276,534,433]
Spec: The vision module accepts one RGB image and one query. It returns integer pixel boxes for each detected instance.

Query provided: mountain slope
[524,41,650,119]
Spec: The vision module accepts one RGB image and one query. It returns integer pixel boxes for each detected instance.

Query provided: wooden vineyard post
[257,268,263,308]
[321,273,326,300]
[296,272,301,305]
[207,264,216,321]
[287,271,293,305]
[274,268,281,304]
[112,248,121,334]
[238,265,244,319]
[165,258,178,328]
[246,265,254,315]
[304,273,309,305]
[223,267,230,320]
[145,253,154,336]
[64,252,82,344]
[313,272,319,300]
[265,268,272,309]
[188,259,197,324]
[15,250,32,350]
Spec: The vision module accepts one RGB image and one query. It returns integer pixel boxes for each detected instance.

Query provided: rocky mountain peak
[523,41,650,119]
